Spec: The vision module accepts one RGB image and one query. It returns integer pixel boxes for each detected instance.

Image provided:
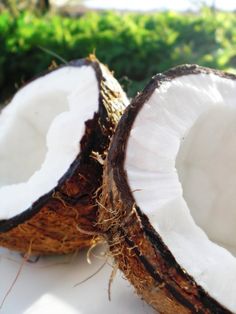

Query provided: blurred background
[0,0,236,103]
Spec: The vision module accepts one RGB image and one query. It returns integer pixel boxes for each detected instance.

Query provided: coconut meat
[0,65,99,219]
[125,73,236,312]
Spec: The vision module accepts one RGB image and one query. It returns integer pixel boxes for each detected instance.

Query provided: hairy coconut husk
[99,65,233,313]
[0,56,128,255]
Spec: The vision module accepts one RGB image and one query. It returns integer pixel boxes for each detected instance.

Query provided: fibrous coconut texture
[0,56,128,255]
[100,65,236,313]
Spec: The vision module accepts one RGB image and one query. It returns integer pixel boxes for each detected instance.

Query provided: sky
[85,0,236,11]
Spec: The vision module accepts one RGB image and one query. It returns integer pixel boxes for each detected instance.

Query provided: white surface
[125,72,236,312]
[0,65,99,219]
[0,246,154,314]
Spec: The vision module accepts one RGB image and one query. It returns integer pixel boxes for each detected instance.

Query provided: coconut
[100,65,236,313]
[0,56,128,255]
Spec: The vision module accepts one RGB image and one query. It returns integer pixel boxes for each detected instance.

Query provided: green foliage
[1,9,236,101]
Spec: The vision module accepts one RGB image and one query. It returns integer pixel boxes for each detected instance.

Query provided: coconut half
[0,57,128,255]
[100,65,236,313]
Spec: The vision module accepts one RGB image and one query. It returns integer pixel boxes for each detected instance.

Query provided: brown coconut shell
[0,56,127,255]
[99,65,234,313]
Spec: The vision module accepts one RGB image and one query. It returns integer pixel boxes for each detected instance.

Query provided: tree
[37,0,50,12]
[188,0,216,11]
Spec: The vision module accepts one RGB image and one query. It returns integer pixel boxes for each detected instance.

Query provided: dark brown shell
[0,56,127,255]
[99,65,234,313]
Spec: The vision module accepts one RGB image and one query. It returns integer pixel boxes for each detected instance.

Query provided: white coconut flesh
[0,65,99,220]
[125,73,236,312]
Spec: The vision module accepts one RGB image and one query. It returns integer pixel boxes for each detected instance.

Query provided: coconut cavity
[176,107,236,256]
[125,71,236,312]
[0,65,99,219]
